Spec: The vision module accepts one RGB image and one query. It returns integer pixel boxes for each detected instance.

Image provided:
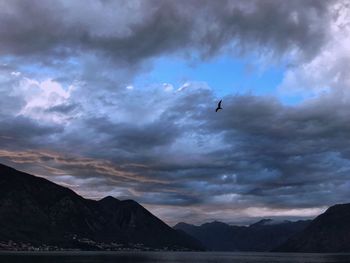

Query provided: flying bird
[215,100,222,112]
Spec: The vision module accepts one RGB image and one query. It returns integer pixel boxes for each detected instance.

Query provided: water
[1,252,350,263]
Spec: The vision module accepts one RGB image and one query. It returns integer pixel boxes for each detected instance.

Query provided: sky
[1,0,350,226]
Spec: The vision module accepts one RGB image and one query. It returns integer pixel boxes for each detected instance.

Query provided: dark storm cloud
[33,87,350,211]
[1,85,350,222]
[0,0,349,224]
[179,93,350,209]
[0,0,335,63]
[49,87,350,210]
[0,116,63,148]
[85,116,181,152]
[45,103,80,114]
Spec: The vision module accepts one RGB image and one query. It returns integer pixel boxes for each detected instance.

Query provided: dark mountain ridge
[3,163,350,252]
[174,219,311,251]
[0,163,203,250]
[275,203,350,252]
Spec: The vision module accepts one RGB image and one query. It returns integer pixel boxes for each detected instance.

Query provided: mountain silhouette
[174,219,310,251]
[275,203,350,252]
[0,163,203,250]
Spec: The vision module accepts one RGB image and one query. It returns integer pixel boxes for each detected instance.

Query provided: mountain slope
[275,203,350,252]
[174,219,310,251]
[0,163,203,250]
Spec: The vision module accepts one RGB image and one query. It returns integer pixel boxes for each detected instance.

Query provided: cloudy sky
[1,0,350,225]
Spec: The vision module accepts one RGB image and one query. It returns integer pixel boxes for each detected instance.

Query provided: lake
[1,252,350,263]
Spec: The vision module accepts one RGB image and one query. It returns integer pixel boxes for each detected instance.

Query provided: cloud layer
[0,0,335,62]
[0,0,350,225]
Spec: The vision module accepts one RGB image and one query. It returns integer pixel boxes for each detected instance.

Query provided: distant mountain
[275,203,350,252]
[174,219,310,251]
[0,163,203,250]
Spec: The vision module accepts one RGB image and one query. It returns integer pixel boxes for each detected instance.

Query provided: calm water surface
[1,252,350,263]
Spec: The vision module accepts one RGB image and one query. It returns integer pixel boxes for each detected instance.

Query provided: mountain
[174,221,244,251]
[174,219,310,251]
[0,163,203,250]
[275,203,350,252]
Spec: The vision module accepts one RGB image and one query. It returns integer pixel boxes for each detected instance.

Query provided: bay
[1,252,350,263]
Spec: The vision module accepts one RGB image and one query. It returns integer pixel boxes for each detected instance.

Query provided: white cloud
[11,71,21,76]
[177,82,190,92]
[278,1,350,100]
[243,206,327,218]
[163,83,173,92]
[16,78,76,124]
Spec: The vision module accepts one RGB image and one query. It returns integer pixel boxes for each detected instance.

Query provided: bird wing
[218,100,222,108]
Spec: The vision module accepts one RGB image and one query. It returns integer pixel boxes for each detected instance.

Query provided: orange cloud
[0,149,166,184]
